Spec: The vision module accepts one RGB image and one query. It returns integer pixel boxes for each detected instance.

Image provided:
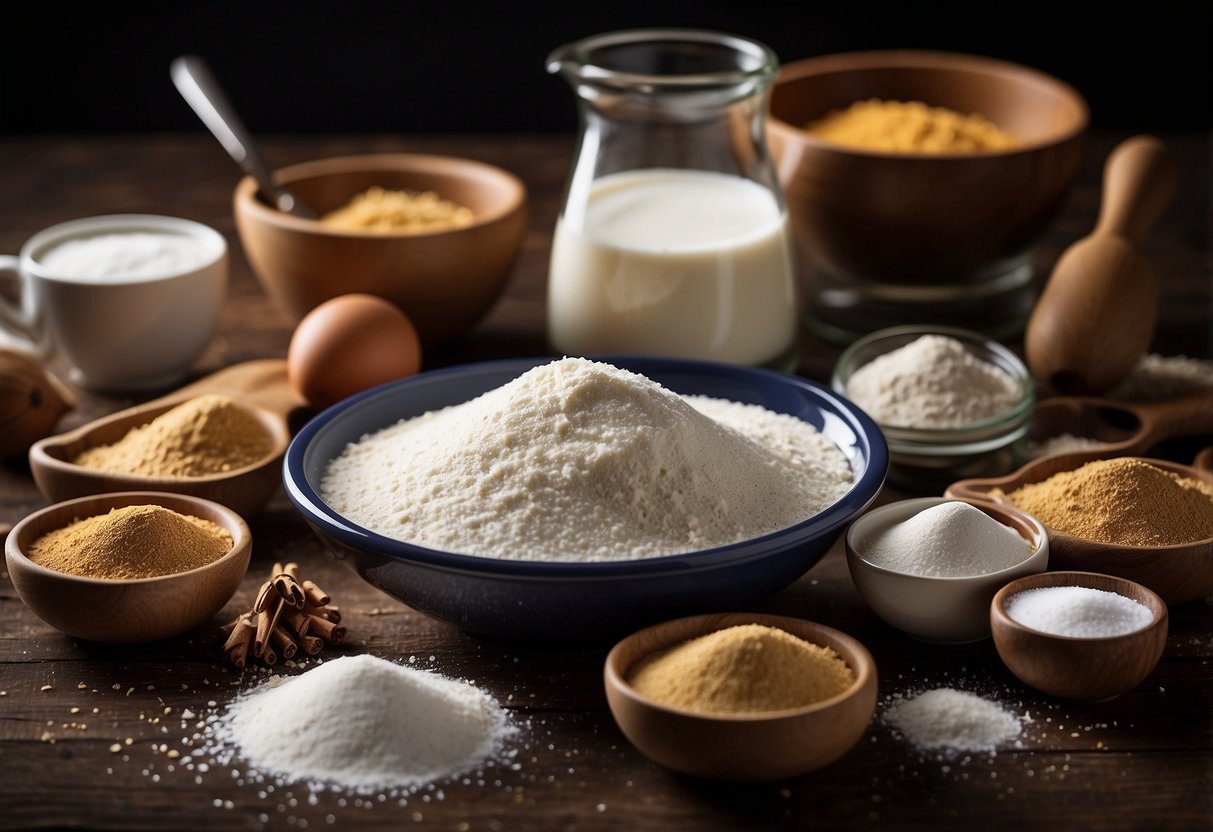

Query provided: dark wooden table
[1,131,1210,831]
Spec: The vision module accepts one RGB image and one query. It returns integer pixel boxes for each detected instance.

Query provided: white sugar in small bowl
[991,571,1167,702]
[831,325,1034,494]
[845,497,1048,643]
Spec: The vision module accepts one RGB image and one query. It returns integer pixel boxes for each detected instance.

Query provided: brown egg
[288,294,422,409]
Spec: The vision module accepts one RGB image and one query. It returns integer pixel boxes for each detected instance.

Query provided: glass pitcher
[545,29,798,370]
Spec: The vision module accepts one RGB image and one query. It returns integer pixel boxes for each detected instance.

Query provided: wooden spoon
[1025,136,1178,394]
[29,359,303,516]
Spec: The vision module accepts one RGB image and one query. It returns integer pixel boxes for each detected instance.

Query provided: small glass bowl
[831,325,1035,493]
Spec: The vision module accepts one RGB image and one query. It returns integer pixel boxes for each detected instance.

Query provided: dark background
[3,1,1211,134]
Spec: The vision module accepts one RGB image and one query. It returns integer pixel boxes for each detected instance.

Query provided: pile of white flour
[321,357,853,561]
[861,501,1032,578]
[210,655,514,793]
[845,335,1022,429]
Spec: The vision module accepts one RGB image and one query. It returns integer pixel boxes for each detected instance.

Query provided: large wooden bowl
[991,571,1167,702]
[234,153,528,348]
[29,396,288,518]
[768,50,1087,293]
[947,455,1213,604]
[604,613,877,780]
[5,491,251,643]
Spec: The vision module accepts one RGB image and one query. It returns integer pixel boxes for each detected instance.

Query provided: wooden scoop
[1028,388,1213,465]
[29,360,303,516]
[1025,136,1178,394]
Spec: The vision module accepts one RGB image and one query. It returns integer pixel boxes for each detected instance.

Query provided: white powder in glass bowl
[320,357,853,562]
[845,334,1022,429]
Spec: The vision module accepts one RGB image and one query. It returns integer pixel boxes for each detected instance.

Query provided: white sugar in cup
[0,214,227,391]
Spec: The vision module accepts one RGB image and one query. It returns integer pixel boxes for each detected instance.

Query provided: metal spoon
[170,55,317,219]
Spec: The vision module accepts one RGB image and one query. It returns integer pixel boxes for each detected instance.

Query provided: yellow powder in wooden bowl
[626,623,856,715]
[321,186,475,233]
[1003,458,1213,546]
[805,99,1020,153]
[29,504,233,580]
[74,394,273,478]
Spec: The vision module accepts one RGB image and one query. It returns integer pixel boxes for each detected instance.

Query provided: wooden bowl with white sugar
[991,571,1167,702]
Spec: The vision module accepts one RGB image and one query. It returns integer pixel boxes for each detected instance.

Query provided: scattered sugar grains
[209,655,515,793]
[1107,352,1213,402]
[862,501,1032,577]
[321,357,852,561]
[885,688,1021,754]
[1006,586,1153,637]
[844,335,1022,429]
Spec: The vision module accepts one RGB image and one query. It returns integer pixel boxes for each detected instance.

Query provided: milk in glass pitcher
[546,30,798,369]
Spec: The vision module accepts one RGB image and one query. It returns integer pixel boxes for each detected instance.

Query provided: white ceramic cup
[0,215,228,391]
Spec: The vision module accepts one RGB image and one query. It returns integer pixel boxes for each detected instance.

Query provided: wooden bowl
[991,571,1168,702]
[947,455,1213,604]
[845,497,1048,643]
[604,613,877,780]
[29,396,289,518]
[234,153,529,347]
[5,491,251,643]
[768,50,1087,308]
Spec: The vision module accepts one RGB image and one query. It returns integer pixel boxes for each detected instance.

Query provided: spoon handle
[170,55,317,219]
[1093,135,1177,243]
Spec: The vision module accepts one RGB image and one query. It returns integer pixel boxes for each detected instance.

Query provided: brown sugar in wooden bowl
[991,571,1167,702]
[233,153,528,348]
[29,396,289,518]
[947,455,1213,605]
[604,612,877,780]
[5,491,251,643]
[768,50,1087,289]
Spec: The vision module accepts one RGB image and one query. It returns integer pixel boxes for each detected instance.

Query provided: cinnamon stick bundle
[218,563,345,669]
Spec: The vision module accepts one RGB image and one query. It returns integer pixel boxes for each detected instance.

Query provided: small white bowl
[0,214,228,391]
[845,496,1048,643]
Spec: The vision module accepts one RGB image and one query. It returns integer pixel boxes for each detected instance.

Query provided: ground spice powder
[626,624,855,715]
[1004,458,1213,546]
[74,394,272,478]
[806,99,1020,153]
[29,504,233,580]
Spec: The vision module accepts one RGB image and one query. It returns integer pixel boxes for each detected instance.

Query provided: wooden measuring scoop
[1025,136,1178,394]
[29,359,304,516]
[1028,388,1213,466]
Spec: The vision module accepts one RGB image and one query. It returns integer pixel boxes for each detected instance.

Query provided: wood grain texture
[0,131,1208,831]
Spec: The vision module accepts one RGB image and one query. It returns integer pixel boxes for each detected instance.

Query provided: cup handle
[0,254,43,352]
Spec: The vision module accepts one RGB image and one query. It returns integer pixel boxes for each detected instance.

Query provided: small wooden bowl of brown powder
[604,612,877,780]
[947,454,1213,604]
[30,393,289,517]
[5,491,251,643]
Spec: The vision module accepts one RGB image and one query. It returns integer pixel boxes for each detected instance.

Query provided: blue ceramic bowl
[284,356,888,639]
